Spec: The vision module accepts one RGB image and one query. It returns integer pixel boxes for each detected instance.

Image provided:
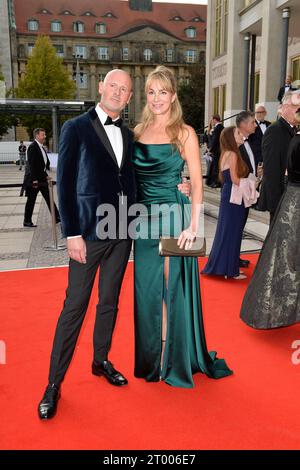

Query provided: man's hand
[257,164,264,179]
[67,236,87,264]
[32,180,39,188]
[177,177,191,197]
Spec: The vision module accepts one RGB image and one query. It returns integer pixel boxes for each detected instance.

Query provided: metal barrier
[0,179,65,252]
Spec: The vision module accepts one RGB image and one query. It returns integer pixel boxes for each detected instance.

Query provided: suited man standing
[248,104,271,164]
[23,128,60,227]
[207,114,224,187]
[277,75,297,103]
[37,69,138,420]
[258,90,300,223]
[236,111,258,268]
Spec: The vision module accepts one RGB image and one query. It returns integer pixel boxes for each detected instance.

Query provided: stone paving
[0,164,268,272]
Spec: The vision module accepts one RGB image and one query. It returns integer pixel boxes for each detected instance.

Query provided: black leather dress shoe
[23,222,37,228]
[38,384,60,420]
[92,360,128,386]
[239,258,250,268]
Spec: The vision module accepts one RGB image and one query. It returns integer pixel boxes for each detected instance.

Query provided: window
[122,47,129,61]
[73,21,84,33]
[191,17,203,22]
[61,10,73,15]
[74,45,87,59]
[54,45,64,57]
[95,23,106,34]
[143,49,152,61]
[102,12,116,18]
[215,0,222,57]
[27,43,35,56]
[254,72,260,105]
[292,56,300,81]
[99,73,106,82]
[220,84,226,119]
[215,0,228,57]
[79,73,88,89]
[98,47,109,60]
[185,27,196,39]
[51,21,62,32]
[122,104,129,121]
[185,50,196,63]
[27,19,39,31]
[83,11,95,17]
[213,87,220,115]
[166,49,174,63]
[172,16,183,21]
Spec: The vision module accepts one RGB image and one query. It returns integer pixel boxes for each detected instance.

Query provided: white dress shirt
[257,120,267,134]
[95,105,123,168]
[244,139,256,176]
[68,106,124,239]
[35,139,48,167]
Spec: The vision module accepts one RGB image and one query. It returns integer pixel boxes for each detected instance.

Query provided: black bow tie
[104,116,123,127]
[259,121,265,125]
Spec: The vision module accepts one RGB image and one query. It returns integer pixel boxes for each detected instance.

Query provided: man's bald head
[98,69,133,118]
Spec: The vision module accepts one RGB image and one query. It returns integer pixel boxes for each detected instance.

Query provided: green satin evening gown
[133,142,233,388]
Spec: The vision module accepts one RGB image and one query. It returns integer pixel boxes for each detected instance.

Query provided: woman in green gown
[132,66,233,388]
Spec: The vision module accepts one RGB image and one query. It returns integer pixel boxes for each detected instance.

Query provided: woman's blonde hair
[134,66,187,150]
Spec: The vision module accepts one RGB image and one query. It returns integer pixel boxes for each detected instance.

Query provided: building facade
[205,0,300,125]
[9,0,206,126]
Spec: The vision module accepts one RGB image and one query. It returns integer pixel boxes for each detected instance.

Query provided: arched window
[143,48,152,61]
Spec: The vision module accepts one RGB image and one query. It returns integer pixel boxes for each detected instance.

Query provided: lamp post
[73,54,83,100]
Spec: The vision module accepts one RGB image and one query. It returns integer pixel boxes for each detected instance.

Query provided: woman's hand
[177,227,197,250]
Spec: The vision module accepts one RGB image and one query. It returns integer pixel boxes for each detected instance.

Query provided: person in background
[202,126,249,280]
[206,114,224,188]
[22,128,60,228]
[18,141,26,170]
[240,108,300,329]
[248,104,271,164]
[277,75,297,103]
[258,90,300,224]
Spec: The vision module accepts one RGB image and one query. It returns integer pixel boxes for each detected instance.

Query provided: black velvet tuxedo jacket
[258,117,295,213]
[23,140,50,188]
[57,107,136,240]
[209,123,224,159]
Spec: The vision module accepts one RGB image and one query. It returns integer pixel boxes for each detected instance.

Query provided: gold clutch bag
[159,237,206,257]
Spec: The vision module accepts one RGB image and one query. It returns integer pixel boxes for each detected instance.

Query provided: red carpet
[0,255,300,450]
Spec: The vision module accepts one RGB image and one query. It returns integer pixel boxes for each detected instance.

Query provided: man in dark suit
[277,75,297,103]
[22,128,60,227]
[258,90,300,223]
[207,114,224,187]
[248,104,271,164]
[236,111,258,268]
[38,69,189,420]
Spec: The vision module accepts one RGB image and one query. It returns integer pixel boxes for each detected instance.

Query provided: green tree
[178,64,205,133]
[0,72,18,140]
[15,35,76,140]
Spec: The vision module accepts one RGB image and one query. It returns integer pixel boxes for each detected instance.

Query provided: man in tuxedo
[38,69,189,420]
[258,90,300,224]
[207,114,224,188]
[236,111,258,268]
[22,128,60,227]
[277,75,297,103]
[248,104,271,164]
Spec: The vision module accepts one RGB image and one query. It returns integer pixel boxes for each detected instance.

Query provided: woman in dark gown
[132,66,233,388]
[202,126,249,279]
[240,110,300,329]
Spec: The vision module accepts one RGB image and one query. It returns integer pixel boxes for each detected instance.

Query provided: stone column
[280,7,290,88]
[259,1,283,119]
[243,32,251,110]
